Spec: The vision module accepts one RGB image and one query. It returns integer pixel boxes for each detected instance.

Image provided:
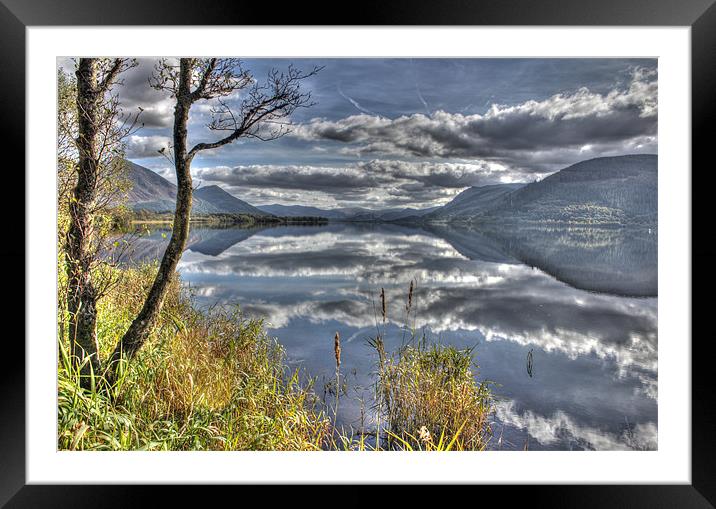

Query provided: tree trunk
[108,60,194,374]
[67,58,102,386]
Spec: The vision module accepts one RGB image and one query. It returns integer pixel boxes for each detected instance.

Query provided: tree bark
[67,58,102,386]
[108,60,194,373]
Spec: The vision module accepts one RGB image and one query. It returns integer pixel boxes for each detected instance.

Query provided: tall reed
[367,283,493,451]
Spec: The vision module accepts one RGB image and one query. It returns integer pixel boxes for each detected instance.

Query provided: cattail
[380,287,386,323]
[406,280,414,312]
[334,331,341,368]
[375,335,385,366]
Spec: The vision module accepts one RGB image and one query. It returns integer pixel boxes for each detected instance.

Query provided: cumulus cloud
[126,135,172,158]
[191,159,530,208]
[292,68,658,171]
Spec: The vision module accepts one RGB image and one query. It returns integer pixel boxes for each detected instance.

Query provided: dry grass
[366,280,493,451]
[371,339,493,451]
[58,263,330,451]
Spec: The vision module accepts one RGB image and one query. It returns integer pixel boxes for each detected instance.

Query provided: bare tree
[65,58,139,386]
[108,58,320,374]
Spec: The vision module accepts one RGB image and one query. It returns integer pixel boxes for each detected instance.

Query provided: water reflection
[120,222,657,450]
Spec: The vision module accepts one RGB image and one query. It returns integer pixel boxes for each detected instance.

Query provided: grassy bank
[58,263,493,451]
[58,264,330,450]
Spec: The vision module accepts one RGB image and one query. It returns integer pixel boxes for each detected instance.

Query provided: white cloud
[292,68,658,171]
[126,135,172,158]
[189,159,535,208]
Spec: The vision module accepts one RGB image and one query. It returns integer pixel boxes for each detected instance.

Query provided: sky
[59,58,658,210]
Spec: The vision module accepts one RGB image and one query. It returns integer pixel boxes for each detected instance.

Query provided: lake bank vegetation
[58,264,330,450]
[111,207,329,231]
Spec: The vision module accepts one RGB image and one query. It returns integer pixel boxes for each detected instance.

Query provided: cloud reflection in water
[133,222,657,450]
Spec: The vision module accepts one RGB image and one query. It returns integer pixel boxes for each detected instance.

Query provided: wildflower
[419,425,432,443]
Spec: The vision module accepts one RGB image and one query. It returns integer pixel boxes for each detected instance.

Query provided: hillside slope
[350,206,441,221]
[426,155,657,226]
[257,204,347,219]
[425,183,526,222]
[122,160,266,216]
[488,154,657,225]
[194,185,268,216]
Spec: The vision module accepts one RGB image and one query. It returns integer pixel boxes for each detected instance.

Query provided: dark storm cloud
[194,164,382,192]
[116,58,175,128]
[57,57,174,128]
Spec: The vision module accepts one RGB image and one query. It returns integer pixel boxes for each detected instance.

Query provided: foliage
[57,66,136,299]
[370,338,493,451]
[57,263,330,451]
[360,281,494,451]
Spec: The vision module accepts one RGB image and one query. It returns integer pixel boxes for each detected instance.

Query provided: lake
[123,222,658,451]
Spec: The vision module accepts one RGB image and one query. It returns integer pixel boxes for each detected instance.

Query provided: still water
[126,222,658,451]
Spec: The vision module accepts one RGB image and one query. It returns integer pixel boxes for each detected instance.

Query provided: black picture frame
[2,0,713,504]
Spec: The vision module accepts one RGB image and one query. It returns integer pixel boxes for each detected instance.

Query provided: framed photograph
[4,0,713,503]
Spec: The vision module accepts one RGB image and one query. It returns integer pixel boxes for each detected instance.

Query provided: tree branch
[187,122,248,160]
[98,59,127,94]
[188,58,217,102]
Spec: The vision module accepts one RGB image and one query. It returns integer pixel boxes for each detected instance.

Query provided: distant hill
[350,206,441,221]
[123,160,186,213]
[122,155,657,226]
[257,203,439,221]
[122,160,269,216]
[257,204,348,219]
[426,155,657,226]
[424,184,526,222]
[194,185,267,216]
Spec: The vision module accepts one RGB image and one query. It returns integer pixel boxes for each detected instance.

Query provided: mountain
[124,155,657,226]
[193,185,268,216]
[350,206,441,221]
[257,204,439,221]
[426,155,657,226]
[122,160,268,216]
[424,184,526,222]
[123,160,185,213]
[257,204,347,218]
